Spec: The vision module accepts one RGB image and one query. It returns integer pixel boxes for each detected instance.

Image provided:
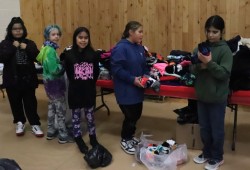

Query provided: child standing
[0,17,43,137]
[60,27,99,154]
[191,15,233,170]
[111,21,148,155]
[36,25,73,144]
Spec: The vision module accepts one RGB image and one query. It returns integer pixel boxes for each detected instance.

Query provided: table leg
[232,104,238,151]
[95,88,112,115]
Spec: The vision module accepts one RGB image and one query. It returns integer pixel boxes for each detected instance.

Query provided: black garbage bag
[0,158,22,170]
[84,144,112,169]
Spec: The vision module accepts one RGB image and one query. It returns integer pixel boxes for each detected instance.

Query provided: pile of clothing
[135,134,188,170]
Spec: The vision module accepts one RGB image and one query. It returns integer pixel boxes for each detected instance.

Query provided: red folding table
[96,79,250,151]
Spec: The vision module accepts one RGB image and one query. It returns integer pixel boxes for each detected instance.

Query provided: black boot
[89,134,99,147]
[74,137,89,154]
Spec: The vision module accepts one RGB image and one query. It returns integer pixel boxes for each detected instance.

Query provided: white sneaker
[205,159,224,170]
[193,154,209,164]
[31,125,44,137]
[16,121,25,136]
[120,139,136,155]
[131,136,140,146]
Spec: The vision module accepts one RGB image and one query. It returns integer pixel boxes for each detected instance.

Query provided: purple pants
[72,106,96,137]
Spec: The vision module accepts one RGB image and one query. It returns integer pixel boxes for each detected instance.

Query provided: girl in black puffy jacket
[0,17,43,137]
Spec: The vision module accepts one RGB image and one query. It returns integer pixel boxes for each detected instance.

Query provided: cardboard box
[176,123,203,150]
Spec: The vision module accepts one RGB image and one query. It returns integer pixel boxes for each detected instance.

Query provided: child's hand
[20,43,27,49]
[134,77,144,88]
[13,41,20,47]
[198,51,211,64]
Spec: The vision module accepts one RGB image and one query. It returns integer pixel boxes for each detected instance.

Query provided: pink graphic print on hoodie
[74,62,93,80]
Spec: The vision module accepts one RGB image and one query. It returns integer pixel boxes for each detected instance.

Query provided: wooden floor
[0,85,250,170]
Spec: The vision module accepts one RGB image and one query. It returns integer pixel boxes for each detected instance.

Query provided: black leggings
[119,102,143,139]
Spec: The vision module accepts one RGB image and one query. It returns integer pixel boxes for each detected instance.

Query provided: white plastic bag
[135,132,161,163]
[135,132,188,170]
[140,147,177,170]
[168,144,188,165]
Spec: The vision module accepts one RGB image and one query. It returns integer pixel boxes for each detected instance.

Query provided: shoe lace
[131,138,139,145]
[126,140,134,149]
[32,125,41,131]
[17,123,23,129]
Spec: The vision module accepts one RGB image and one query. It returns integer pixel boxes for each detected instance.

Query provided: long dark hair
[122,21,142,39]
[72,27,94,51]
[5,17,27,41]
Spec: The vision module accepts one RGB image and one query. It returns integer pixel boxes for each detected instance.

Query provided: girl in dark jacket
[61,27,99,154]
[0,17,43,137]
[111,21,148,155]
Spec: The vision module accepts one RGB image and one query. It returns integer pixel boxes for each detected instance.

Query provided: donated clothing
[111,39,148,105]
[190,40,233,103]
[36,45,65,100]
[62,47,99,109]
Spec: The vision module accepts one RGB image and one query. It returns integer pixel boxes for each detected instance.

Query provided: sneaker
[120,139,136,155]
[131,136,140,146]
[16,122,25,136]
[205,159,224,170]
[58,135,75,144]
[193,154,209,164]
[31,125,44,137]
[46,131,58,140]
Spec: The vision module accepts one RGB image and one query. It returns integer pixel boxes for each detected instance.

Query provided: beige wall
[20,0,250,55]
[0,0,20,40]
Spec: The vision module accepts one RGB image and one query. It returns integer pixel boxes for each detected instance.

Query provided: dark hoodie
[190,40,233,103]
[111,39,148,105]
[61,46,99,109]
[0,17,39,88]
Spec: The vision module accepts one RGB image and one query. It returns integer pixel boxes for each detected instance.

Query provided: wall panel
[20,0,250,55]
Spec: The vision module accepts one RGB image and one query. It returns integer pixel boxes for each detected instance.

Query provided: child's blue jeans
[197,100,227,161]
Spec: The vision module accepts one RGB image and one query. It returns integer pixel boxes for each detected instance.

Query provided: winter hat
[198,42,210,56]
[191,42,210,64]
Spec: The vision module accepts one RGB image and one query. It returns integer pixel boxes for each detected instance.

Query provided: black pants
[119,102,143,139]
[6,87,41,125]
